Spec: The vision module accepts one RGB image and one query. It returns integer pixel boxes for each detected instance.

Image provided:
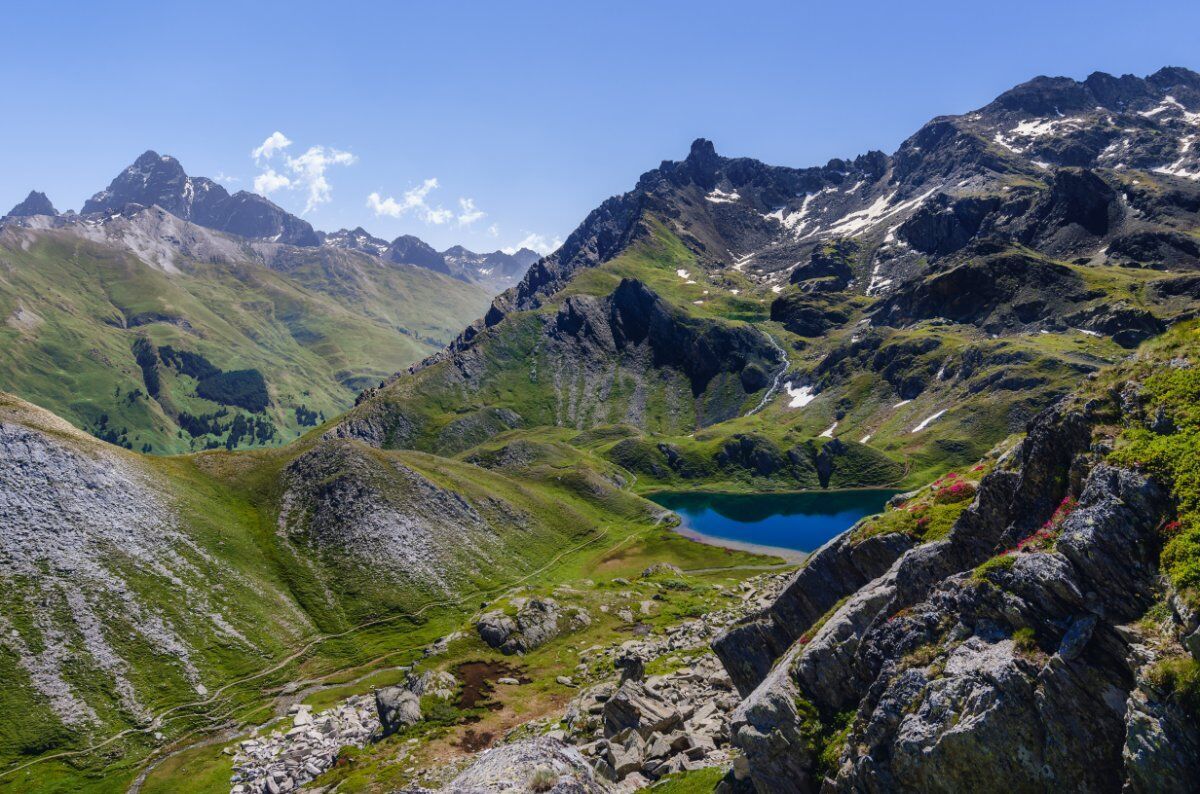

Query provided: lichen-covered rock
[722,392,1199,793]
[603,681,683,739]
[714,530,915,695]
[1123,666,1200,793]
[477,611,518,649]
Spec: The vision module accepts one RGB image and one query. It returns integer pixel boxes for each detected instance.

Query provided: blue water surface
[649,490,899,553]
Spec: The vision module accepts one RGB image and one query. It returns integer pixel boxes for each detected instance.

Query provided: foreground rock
[375,686,421,735]
[719,394,1200,792]
[399,737,604,793]
[554,573,789,790]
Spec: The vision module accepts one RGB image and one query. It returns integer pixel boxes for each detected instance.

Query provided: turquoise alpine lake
[650,490,900,556]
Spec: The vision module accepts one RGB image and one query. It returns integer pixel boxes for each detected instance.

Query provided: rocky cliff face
[716,380,1200,791]
[546,278,782,427]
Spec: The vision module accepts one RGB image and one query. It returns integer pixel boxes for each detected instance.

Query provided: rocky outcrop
[232,697,380,794]
[1108,230,1200,270]
[714,531,915,695]
[871,248,1099,333]
[769,293,850,337]
[544,278,781,428]
[375,686,422,735]
[477,599,588,655]
[1015,168,1124,254]
[896,193,1004,257]
[720,388,1200,793]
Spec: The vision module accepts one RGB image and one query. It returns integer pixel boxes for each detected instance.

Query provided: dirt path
[0,524,632,790]
[118,525,659,792]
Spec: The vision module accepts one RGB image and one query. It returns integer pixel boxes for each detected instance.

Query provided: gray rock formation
[232,697,380,793]
[375,686,422,735]
[719,393,1200,792]
[477,598,588,654]
[402,737,604,793]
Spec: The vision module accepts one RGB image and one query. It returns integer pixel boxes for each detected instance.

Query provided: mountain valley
[4,66,1200,793]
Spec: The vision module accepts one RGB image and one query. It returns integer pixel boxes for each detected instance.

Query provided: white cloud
[214,171,239,185]
[254,168,292,195]
[287,145,357,213]
[252,131,292,162]
[456,197,485,227]
[426,206,454,224]
[249,133,356,213]
[487,223,500,237]
[367,178,481,226]
[503,232,562,256]
[367,178,438,219]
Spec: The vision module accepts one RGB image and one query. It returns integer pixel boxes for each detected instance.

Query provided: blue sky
[3,0,1198,253]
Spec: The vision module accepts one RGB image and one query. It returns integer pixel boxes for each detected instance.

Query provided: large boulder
[405,737,604,793]
[374,686,421,735]
[476,599,585,655]
[476,611,518,649]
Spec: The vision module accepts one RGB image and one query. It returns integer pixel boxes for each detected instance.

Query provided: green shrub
[972,553,1016,582]
[1012,627,1039,656]
[1145,656,1200,717]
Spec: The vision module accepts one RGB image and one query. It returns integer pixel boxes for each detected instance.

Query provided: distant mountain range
[0,154,502,454]
[4,151,542,293]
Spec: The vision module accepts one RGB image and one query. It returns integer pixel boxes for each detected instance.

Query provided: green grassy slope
[0,230,490,454]
[0,393,688,792]
[336,217,1170,491]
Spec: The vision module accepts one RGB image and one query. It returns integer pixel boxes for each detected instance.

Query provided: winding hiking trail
[0,523,643,790]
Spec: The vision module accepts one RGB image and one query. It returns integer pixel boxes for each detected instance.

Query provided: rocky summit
[4,64,1200,794]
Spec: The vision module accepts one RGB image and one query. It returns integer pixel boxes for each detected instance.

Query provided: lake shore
[670,523,809,563]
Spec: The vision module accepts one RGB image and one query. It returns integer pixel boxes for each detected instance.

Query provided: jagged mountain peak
[80,150,319,246]
[983,66,1200,120]
[323,226,390,256]
[4,190,57,218]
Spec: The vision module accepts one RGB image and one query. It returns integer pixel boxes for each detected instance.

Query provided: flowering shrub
[1006,494,1077,554]
[931,474,977,505]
